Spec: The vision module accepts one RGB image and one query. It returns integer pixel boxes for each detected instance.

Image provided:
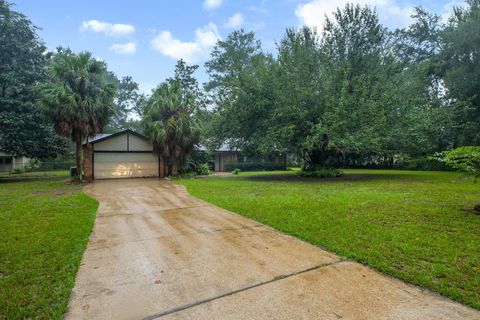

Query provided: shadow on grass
[0,172,68,183]
[241,172,415,183]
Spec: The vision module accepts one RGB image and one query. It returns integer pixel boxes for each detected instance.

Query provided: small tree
[441,146,480,181]
[143,80,200,176]
[439,146,480,212]
[37,49,116,179]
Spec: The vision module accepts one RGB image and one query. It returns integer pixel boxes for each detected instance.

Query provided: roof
[196,143,240,153]
[84,133,112,144]
[0,151,29,158]
[0,151,13,157]
[83,129,150,145]
[216,143,240,152]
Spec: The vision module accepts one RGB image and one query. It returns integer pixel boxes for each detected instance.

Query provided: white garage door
[94,152,158,179]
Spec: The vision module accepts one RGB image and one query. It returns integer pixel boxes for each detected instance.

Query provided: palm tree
[37,49,116,179]
[143,80,200,176]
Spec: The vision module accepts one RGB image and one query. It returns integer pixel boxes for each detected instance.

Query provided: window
[5,157,12,164]
[0,158,3,164]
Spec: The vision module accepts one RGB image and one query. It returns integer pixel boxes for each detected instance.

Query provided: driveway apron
[65,178,480,320]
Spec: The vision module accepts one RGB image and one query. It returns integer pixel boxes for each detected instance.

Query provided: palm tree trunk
[171,155,178,176]
[75,139,83,180]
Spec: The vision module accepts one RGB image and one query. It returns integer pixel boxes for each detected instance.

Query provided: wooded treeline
[1,0,479,173]
[203,1,480,169]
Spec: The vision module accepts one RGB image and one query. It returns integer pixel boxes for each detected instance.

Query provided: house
[199,144,287,172]
[83,129,166,181]
[212,144,241,172]
[0,151,30,173]
[82,129,287,180]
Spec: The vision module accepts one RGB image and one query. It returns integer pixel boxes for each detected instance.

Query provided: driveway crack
[142,259,346,320]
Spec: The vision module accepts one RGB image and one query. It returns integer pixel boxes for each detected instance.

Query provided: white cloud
[225,13,245,28]
[109,42,137,55]
[295,0,413,32]
[248,6,268,14]
[150,22,221,63]
[441,0,465,22]
[203,0,223,10]
[80,20,135,37]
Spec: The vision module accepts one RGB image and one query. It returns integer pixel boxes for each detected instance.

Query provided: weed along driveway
[66,179,479,320]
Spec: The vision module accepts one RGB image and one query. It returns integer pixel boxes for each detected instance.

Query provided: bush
[297,167,343,178]
[232,168,240,175]
[343,154,451,171]
[184,158,211,176]
[189,151,215,171]
[437,146,480,181]
[401,156,451,171]
[12,167,24,174]
[195,163,210,176]
[224,162,285,172]
[181,172,197,179]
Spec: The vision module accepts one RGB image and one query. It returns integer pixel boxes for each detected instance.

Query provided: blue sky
[15,0,460,94]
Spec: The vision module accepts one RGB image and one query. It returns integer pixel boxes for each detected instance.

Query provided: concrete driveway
[66,178,479,320]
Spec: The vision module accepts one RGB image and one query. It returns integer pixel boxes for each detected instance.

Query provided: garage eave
[85,129,150,146]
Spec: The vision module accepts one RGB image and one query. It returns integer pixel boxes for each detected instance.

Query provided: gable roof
[84,129,150,145]
[85,133,111,144]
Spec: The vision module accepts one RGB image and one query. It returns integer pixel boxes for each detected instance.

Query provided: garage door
[94,152,158,179]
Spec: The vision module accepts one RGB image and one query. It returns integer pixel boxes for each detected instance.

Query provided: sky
[15,0,462,94]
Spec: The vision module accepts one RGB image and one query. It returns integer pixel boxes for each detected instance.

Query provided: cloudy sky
[16,0,461,93]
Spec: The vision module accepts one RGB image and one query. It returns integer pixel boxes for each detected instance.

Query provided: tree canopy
[203,1,480,169]
[0,0,67,159]
[2,0,480,174]
[37,48,116,178]
[143,79,201,176]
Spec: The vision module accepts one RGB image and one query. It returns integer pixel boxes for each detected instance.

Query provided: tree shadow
[0,173,67,184]
[242,171,414,184]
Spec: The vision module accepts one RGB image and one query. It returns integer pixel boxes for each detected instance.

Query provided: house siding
[94,134,127,151]
[128,134,152,151]
[215,152,239,171]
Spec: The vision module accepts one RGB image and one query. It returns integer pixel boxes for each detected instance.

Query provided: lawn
[180,169,480,309]
[0,171,98,319]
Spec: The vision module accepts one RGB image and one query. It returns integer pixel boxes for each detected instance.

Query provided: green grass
[180,169,480,309]
[0,171,98,319]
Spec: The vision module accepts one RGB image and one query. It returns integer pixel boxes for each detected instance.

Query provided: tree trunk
[171,145,182,176]
[75,139,83,180]
[171,156,178,176]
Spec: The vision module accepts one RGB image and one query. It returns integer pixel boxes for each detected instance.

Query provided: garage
[93,152,158,179]
[83,129,162,180]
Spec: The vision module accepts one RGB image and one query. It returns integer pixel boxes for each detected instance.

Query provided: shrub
[12,167,24,174]
[343,154,451,171]
[232,168,240,175]
[182,172,197,179]
[297,167,343,178]
[195,163,210,176]
[401,156,451,171]
[437,146,480,182]
[184,158,211,176]
[224,162,285,172]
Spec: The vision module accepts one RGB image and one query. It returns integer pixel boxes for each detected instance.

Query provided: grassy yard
[180,169,480,309]
[0,171,98,319]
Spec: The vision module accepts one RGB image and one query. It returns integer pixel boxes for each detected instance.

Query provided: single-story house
[83,129,166,181]
[212,144,241,172]
[199,144,287,172]
[0,151,30,173]
[83,129,287,180]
